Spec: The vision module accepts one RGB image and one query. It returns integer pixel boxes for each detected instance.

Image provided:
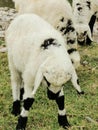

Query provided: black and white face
[77,30,87,44]
[76,24,92,45]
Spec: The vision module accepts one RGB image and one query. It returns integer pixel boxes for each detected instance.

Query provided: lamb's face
[43,60,72,88]
[75,24,92,45]
[43,69,71,94]
[77,30,88,43]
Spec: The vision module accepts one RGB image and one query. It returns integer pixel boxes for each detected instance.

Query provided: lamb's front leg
[16,84,34,130]
[16,98,34,130]
[55,88,70,129]
[16,67,43,130]
[10,70,22,116]
[47,87,70,129]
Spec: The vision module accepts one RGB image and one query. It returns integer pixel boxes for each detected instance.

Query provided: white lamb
[12,0,80,69]
[6,14,84,130]
[73,0,98,45]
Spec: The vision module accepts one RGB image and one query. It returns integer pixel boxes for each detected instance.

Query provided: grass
[0,0,14,8]
[0,40,98,130]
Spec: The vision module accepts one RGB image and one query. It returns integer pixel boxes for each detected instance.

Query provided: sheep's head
[75,24,93,45]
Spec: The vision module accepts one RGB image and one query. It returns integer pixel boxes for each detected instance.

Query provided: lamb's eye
[84,31,87,35]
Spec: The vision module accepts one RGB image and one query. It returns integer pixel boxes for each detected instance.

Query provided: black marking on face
[41,38,61,49]
[47,88,60,100]
[67,39,76,44]
[86,1,91,9]
[84,31,87,36]
[44,77,50,87]
[58,114,70,128]
[11,100,21,116]
[78,40,85,46]
[67,48,77,54]
[56,95,64,110]
[24,98,34,110]
[77,7,82,11]
[16,116,27,130]
[60,17,64,22]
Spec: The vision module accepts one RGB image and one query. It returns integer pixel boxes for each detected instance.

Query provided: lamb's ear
[31,57,51,97]
[86,27,93,45]
[87,27,93,41]
[32,66,43,97]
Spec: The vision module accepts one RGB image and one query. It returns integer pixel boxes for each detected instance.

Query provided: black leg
[20,88,24,100]
[56,91,70,129]
[16,98,34,130]
[58,114,70,129]
[16,116,27,130]
[47,88,60,100]
[12,100,21,116]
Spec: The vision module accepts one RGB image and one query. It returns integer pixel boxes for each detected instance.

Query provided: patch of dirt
[0,7,17,38]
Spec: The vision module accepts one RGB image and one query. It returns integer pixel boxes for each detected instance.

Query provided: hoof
[16,128,25,130]
[62,125,70,129]
[61,122,71,129]
[58,115,70,129]
[11,100,21,116]
[16,116,27,130]
[77,91,84,95]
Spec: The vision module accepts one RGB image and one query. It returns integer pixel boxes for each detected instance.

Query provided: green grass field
[0,40,98,130]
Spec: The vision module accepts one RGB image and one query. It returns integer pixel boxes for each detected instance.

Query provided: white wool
[12,0,80,68]
[6,14,82,99]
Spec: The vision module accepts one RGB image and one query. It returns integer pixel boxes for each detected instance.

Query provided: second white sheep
[12,0,80,69]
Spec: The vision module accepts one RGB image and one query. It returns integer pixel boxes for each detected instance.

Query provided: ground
[0,5,98,130]
[0,39,98,130]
